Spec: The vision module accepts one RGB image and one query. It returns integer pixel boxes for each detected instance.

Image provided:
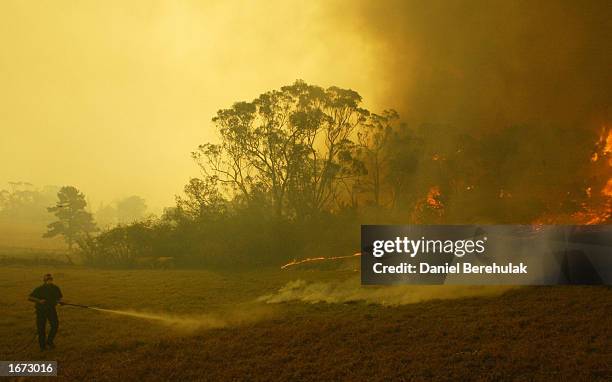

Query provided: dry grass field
[0,266,611,381]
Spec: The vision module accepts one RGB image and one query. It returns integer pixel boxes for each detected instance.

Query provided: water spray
[61,302,229,330]
[62,302,183,321]
[62,303,117,315]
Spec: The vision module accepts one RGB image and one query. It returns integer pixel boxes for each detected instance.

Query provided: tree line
[34,80,611,268]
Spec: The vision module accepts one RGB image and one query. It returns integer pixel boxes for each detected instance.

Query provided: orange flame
[426,186,443,208]
[600,128,612,199]
[539,126,612,225]
[281,252,361,270]
[575,127,612,224]
[604,129,612,154]
[603,179,612,197]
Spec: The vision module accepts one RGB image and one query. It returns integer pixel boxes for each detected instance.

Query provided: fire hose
[61,302,93,309]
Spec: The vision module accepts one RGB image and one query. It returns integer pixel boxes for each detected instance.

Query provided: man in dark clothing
[28,274,64,351]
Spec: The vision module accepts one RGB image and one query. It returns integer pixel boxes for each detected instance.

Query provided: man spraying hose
[28,274,65,351]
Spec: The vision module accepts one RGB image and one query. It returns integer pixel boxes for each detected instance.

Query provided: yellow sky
[0,0,387,212]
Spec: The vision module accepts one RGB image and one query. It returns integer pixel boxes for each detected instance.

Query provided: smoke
[258,278,514,306]
[321,0,612,222]
[340,0,610,130]
[90,304,273,332]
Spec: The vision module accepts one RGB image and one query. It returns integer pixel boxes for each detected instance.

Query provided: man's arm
[28,296,46,304]
[28,289,46,305]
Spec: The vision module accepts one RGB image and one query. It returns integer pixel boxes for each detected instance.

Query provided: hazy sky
[0,0,387,212]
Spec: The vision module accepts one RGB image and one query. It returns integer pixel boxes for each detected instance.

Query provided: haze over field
[1,0,609,212]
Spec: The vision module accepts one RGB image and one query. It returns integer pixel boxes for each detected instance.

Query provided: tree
[116,195,147,224]
[0,183,59,224]
[176,177,226,220]
[356,110,401,207]
[95,203,118,228]
[43,186,97,249]
[193,80,370,219]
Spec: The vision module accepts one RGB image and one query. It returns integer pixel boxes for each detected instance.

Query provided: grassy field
[1,266,610,381]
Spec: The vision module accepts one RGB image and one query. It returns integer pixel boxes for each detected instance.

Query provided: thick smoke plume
[340,0,610,130]
[326,0,611,222]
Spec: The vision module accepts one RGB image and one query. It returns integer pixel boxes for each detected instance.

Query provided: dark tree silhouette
[193,80,376,218]
[43,186,97,249]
